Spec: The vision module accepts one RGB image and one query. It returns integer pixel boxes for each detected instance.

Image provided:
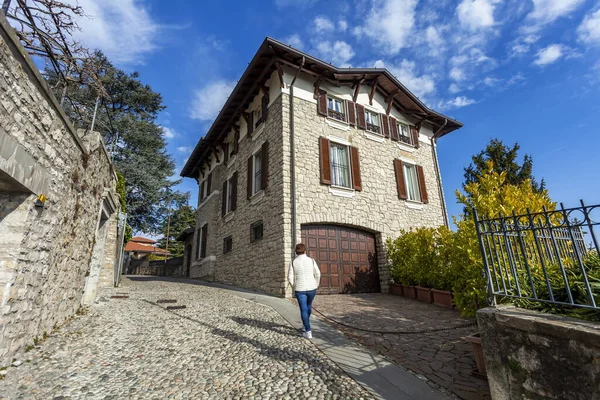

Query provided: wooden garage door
[301,225,380,294]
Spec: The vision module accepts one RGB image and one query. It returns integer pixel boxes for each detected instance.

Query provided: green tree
[115,172,133,242]
[464,138,545,193]
[157,199,196,258]
[46,52,180,233]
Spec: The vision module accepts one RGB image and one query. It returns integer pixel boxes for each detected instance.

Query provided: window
[223,236,233,254]
[226,177,235,214]
[196,224,208,259]
[198,173,212,203]
[250,221,263,242]
[403,163,421,202]
[327,96,345,122]
[365,110,380,134]
[330,142,352,188]
[398,122,411,145]
[252,150,262,195]
[254,108,263,128]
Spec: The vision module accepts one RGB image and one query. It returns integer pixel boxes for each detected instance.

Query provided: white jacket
[288,254,321,292]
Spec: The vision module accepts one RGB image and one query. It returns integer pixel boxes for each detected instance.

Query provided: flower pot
[465,333,487,376]
[415,286,433,303]
[431,289,454,308]
[390,283,403,296]
[402,285,417,299]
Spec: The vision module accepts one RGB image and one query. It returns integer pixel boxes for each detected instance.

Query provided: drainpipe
[432,118,449,228]
[289,56,305,253]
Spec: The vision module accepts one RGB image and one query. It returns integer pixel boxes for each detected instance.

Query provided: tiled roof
[124,241,169,254]
[130,236,157,244]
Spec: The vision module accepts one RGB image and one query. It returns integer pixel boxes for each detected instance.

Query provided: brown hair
[295,243,306,255]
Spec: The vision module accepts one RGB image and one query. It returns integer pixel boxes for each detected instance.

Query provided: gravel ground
[0,278,373,400]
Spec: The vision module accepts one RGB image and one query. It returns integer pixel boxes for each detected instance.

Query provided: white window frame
[398,122,412,145]
[251,149,263,196]
[329,140,352,189]
[197,224,207,260]
[254,107,263,128]
[402,162,422,203]
[327,95,346,123]
[364,109,380,134]
[198,176,209,203]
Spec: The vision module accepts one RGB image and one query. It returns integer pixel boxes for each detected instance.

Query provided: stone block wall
[0,15,118,365]
[288,94,447,293]
[477,306,600,400]
[190,94,287,296]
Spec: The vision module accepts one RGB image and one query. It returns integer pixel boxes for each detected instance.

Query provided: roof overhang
[181,37,463,179]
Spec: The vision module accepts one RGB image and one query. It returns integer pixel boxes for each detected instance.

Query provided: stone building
[181,38,462,297]
[0,14,121,364]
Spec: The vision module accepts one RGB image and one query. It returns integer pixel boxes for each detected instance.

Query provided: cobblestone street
[0,278,372,400]
[312,294,491,400]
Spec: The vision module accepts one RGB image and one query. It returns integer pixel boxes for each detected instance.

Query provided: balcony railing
[327,109,346,122]
[399,134,412,145]
[366,123,380,134]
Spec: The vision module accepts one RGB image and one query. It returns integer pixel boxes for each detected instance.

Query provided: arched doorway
[301,224,380,294]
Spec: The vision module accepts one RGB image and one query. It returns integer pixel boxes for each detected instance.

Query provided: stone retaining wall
[0,14,119,365]
[477,306,600,400]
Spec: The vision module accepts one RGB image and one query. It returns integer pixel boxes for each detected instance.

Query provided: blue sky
[66,0,600,223]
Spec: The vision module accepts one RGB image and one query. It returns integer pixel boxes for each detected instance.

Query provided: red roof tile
[130,236,157,244]
[124,241,169,254]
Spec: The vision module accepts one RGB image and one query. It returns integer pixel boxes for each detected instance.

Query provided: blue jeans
[295,289,317,332]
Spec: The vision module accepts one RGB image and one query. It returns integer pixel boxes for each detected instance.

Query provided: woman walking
[288,243,321,339]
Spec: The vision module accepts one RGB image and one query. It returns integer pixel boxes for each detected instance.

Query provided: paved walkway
[0,278,448,399]
[312,294,491,400]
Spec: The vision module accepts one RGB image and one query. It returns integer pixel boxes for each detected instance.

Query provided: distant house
[124,236,170,259]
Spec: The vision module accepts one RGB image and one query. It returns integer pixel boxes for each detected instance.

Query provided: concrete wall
[0,14,119,365]
[477,306,600,400]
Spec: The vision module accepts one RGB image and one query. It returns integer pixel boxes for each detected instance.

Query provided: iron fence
[474,200,600,311]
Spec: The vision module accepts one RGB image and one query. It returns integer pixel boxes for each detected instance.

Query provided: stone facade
[187,63,452,298]
[477,306,600,400]
[0,15,119,365]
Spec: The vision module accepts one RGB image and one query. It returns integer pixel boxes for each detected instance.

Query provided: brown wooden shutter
[224,144,230,163]
[416,165,428,204]
[347,100,356,126]
[262,94,269,121]
[233,130,240,154]
[231,172,238,211]
[261,141,269,189]
[319,137,332,185]
[410,125,419,148]
[350,146,362,191]
[221,180,228,216]
[200,224,208,258]
[317,90,327,116]
[247,112,254,137]
[207,173,212,194]
[247,156,253,199]
[356,104,366,130]
[199,180,205,201]
[381,114,390,138]
[390,117,399,141]
[394,159,408,200]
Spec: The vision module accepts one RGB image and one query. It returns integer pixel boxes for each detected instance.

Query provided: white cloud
[483,77,500,86]
[314,16,335,33]
[354,0,418,54]
[282,34,304,49]
[449,83,462,94]
[190,80,236,121]
[528,0,585,23]
[177,146,192,154]
[67,0,160,64]
[507,72,526,85]
[533,44,564,65]
[578,8,600,45]
[450,67,466,81]
[338,19,348,32]
[456,0,498,31]
[315,41,355,66]
[443,96,477,109]
[376,59,435,99]
[161,126,177,139]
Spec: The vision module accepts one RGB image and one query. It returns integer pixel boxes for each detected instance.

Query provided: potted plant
[390,282,403,296]
[431,288,454,307]
[402,284,417,299]
[465,333,487,377]
[415,286,433,303]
